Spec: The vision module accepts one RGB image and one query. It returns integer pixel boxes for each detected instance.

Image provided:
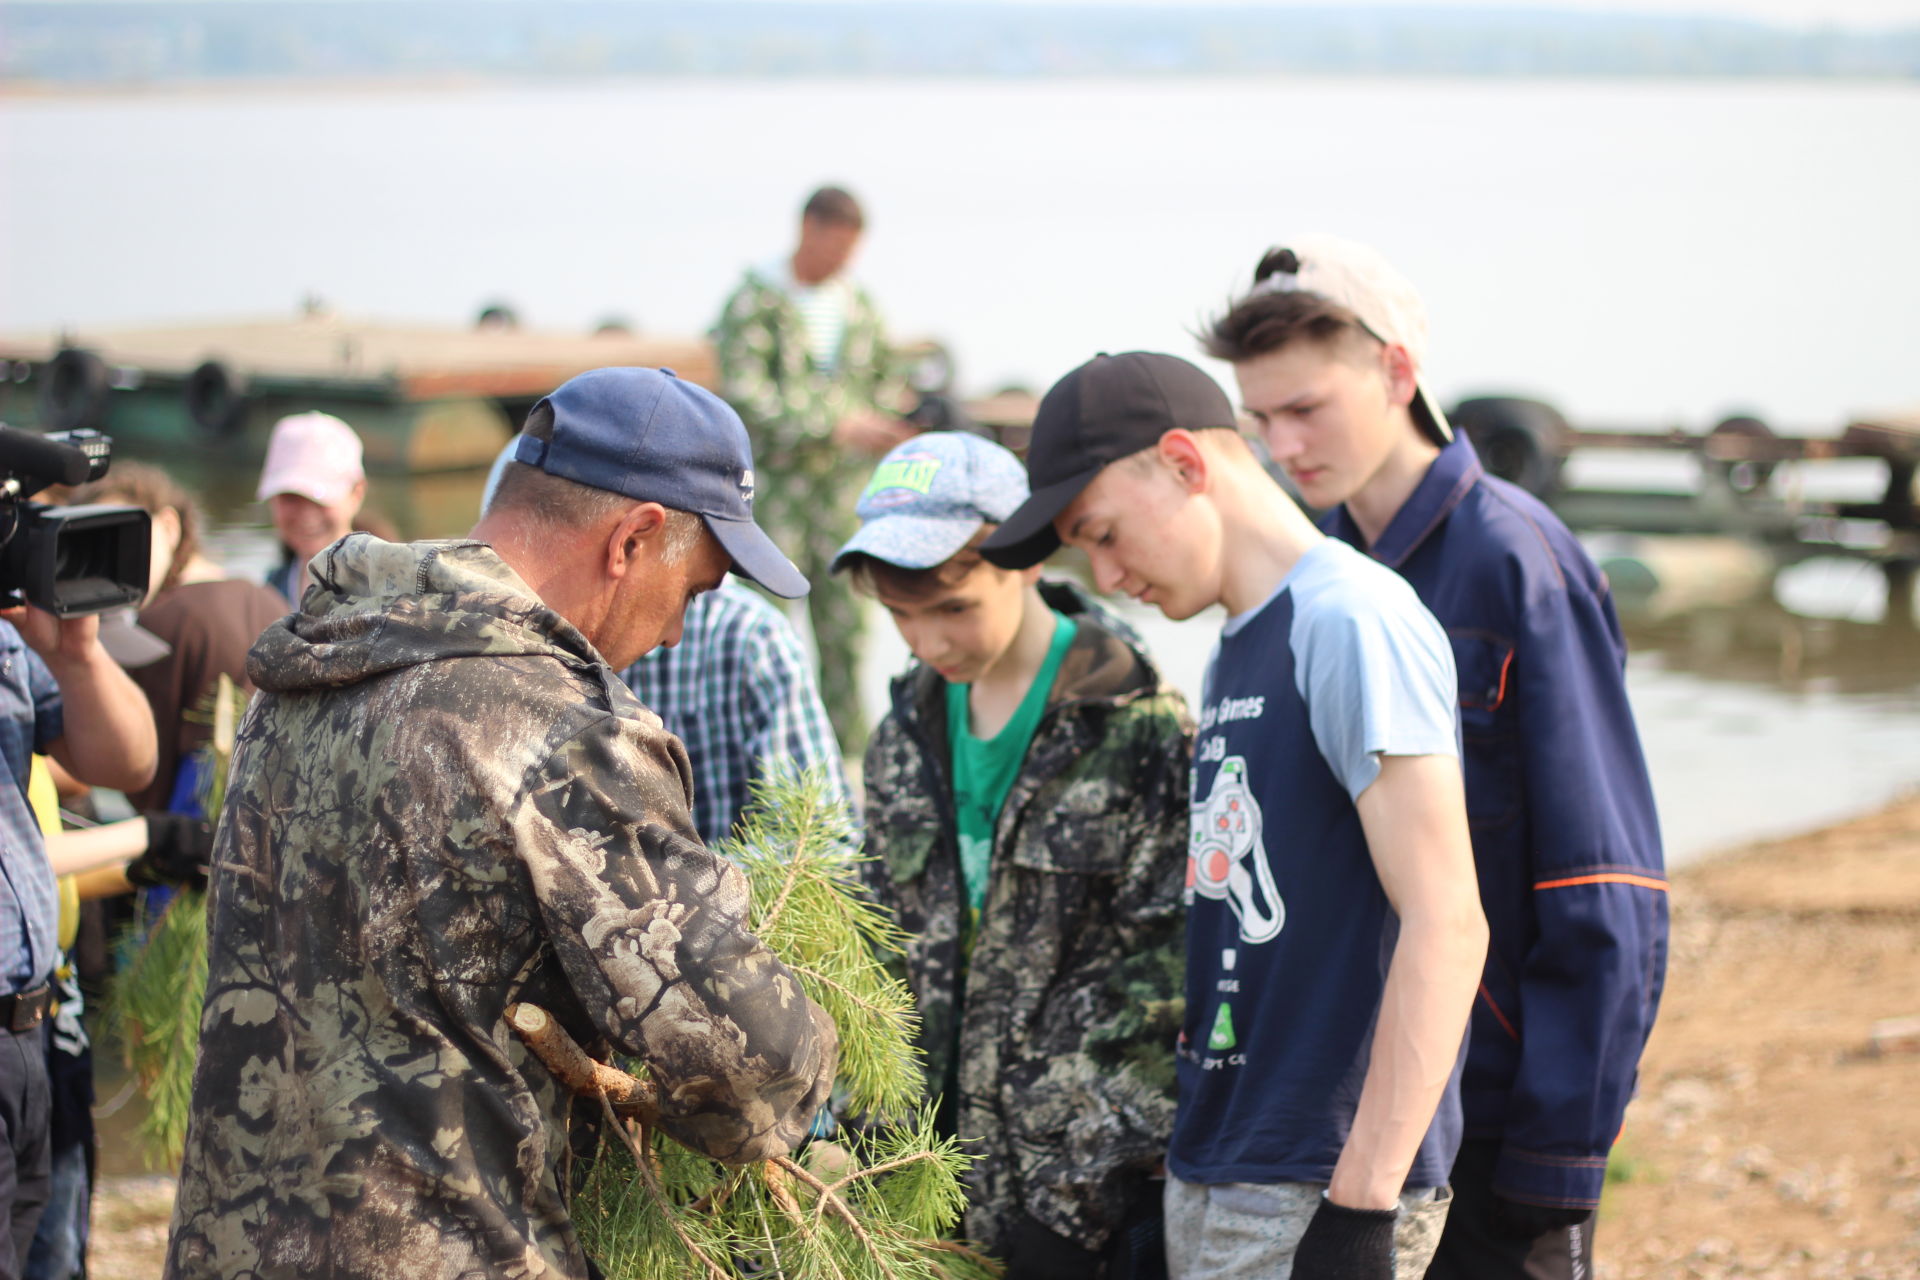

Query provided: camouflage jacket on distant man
[861,582,1193,1256]
[712,262,905,497]
[164,534,837,1280]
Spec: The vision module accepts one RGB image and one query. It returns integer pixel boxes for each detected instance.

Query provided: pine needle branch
[105,675,246,1167]
[598,1092,730,1280]
[720,767,927,1121]
[774,1155,905,1280]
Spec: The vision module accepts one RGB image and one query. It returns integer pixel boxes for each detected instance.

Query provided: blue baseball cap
[830,431,1029,574]
[514,367,808,598]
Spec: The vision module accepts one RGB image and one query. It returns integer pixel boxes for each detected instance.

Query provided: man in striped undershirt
[714,185,915,755]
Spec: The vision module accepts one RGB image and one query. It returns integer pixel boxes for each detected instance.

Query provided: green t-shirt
[945,610,1079,933]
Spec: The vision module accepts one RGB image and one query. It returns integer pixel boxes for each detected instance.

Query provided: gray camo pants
[1165,1176,1453,1279]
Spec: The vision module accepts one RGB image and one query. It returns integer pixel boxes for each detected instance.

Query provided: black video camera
[0,424,151,617]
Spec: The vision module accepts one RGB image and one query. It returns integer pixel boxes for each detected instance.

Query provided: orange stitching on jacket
[1478,982,1520,1042]
[1533,873,1669,893]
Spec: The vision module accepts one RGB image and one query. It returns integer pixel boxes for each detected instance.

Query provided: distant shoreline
[5,69,1919,103]
[10,0,1915,92]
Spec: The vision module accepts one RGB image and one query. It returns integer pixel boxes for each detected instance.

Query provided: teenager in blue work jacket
[1202,236,1669,1280]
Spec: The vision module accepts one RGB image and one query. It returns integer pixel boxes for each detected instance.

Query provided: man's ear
[1157,430,1209,494]
[606,502,669,578]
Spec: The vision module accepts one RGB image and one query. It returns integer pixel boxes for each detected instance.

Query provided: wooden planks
[0,316,718,398]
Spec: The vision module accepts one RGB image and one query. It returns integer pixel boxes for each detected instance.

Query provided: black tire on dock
[907,341,957,397]
[475,302,521,331]
[184,360,249,437]
[38,347,111,432]
[1707,415,1776,495]
[1450,396,1569,498]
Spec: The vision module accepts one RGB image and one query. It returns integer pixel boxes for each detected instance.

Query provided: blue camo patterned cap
[830,432,1030,573]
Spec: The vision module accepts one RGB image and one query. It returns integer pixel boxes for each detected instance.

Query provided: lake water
[4,76,1919,863]
[4,76,1918,427]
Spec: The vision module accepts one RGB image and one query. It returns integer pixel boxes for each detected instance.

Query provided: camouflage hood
[249,533,605,696]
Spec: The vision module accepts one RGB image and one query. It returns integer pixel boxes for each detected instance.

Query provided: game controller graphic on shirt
[1189,755,1284,945]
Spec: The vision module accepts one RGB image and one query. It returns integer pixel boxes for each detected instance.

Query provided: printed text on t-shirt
[1199,696,1265,733]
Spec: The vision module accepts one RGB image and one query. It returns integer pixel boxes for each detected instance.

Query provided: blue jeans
[21,1141,83,1280]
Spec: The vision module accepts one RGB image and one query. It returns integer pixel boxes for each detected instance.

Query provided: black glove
[127,812,213,892]
[1001,1212,1103,1280]
[1489,1194,1589,1240]
[1290,1197,1397,1280]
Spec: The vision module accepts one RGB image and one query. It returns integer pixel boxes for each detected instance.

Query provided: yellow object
[28,756,81,950]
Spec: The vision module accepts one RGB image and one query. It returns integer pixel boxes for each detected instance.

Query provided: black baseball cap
[980,352,1237,568]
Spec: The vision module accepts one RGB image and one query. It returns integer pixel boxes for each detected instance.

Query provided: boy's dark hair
[842,529,1003,602]
[802,186,865,230]
[1201,288,1373,365]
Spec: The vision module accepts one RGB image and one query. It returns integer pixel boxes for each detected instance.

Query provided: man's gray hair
[656,508,707,564]
[488,402,711,564]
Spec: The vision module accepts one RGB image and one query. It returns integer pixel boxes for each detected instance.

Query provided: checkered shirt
[621,582,856,846]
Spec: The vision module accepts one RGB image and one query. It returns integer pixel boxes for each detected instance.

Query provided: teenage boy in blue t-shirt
[833,431,1193,1279]
[1202,237,1668,1280]
[982,352,1488,1280]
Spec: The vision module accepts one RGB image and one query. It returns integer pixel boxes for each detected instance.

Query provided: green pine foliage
[575,1105,983,1280]
[105,886,208,1166]
[104,675,240,1167]
[573,768,991,1279]
[727,766,923,1120]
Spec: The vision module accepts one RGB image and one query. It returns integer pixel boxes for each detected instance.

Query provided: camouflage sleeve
[1086,692,1193,1096]
[513,710,838,1164]
[714,278,840,455]
[853,730,900,929]
[843,285,910,416]
[1115,691,1192,943]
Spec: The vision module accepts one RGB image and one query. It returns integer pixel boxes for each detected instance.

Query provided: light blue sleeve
[1290,578,1458,802]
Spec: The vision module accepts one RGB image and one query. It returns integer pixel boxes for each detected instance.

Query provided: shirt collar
[1329,433,1484,568]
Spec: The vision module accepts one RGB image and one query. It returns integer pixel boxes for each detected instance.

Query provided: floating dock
[0,314,715,471]
[1445,397,1920,560]
[2,319,1914,565]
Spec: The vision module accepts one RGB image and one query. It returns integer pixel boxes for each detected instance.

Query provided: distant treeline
[5,2,1918,85]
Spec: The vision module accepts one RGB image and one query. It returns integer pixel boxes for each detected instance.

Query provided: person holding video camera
[0,598,156,1277]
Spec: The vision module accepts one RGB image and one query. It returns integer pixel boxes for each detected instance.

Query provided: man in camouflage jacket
[714,186,913,751]
[166,368,837,1280]
[862,581,1192,1262]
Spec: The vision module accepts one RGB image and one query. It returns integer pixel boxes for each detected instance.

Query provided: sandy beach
[1600,792,1920,1278]
[81,793,1920,1279]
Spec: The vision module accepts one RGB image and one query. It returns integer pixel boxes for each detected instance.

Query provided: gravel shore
[1599,792,1920,1278]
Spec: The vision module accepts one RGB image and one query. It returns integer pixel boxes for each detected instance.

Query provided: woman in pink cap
[257,411,368,602]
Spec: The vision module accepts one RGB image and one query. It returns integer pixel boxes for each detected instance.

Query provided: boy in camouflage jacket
[831,432,1192,1277]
